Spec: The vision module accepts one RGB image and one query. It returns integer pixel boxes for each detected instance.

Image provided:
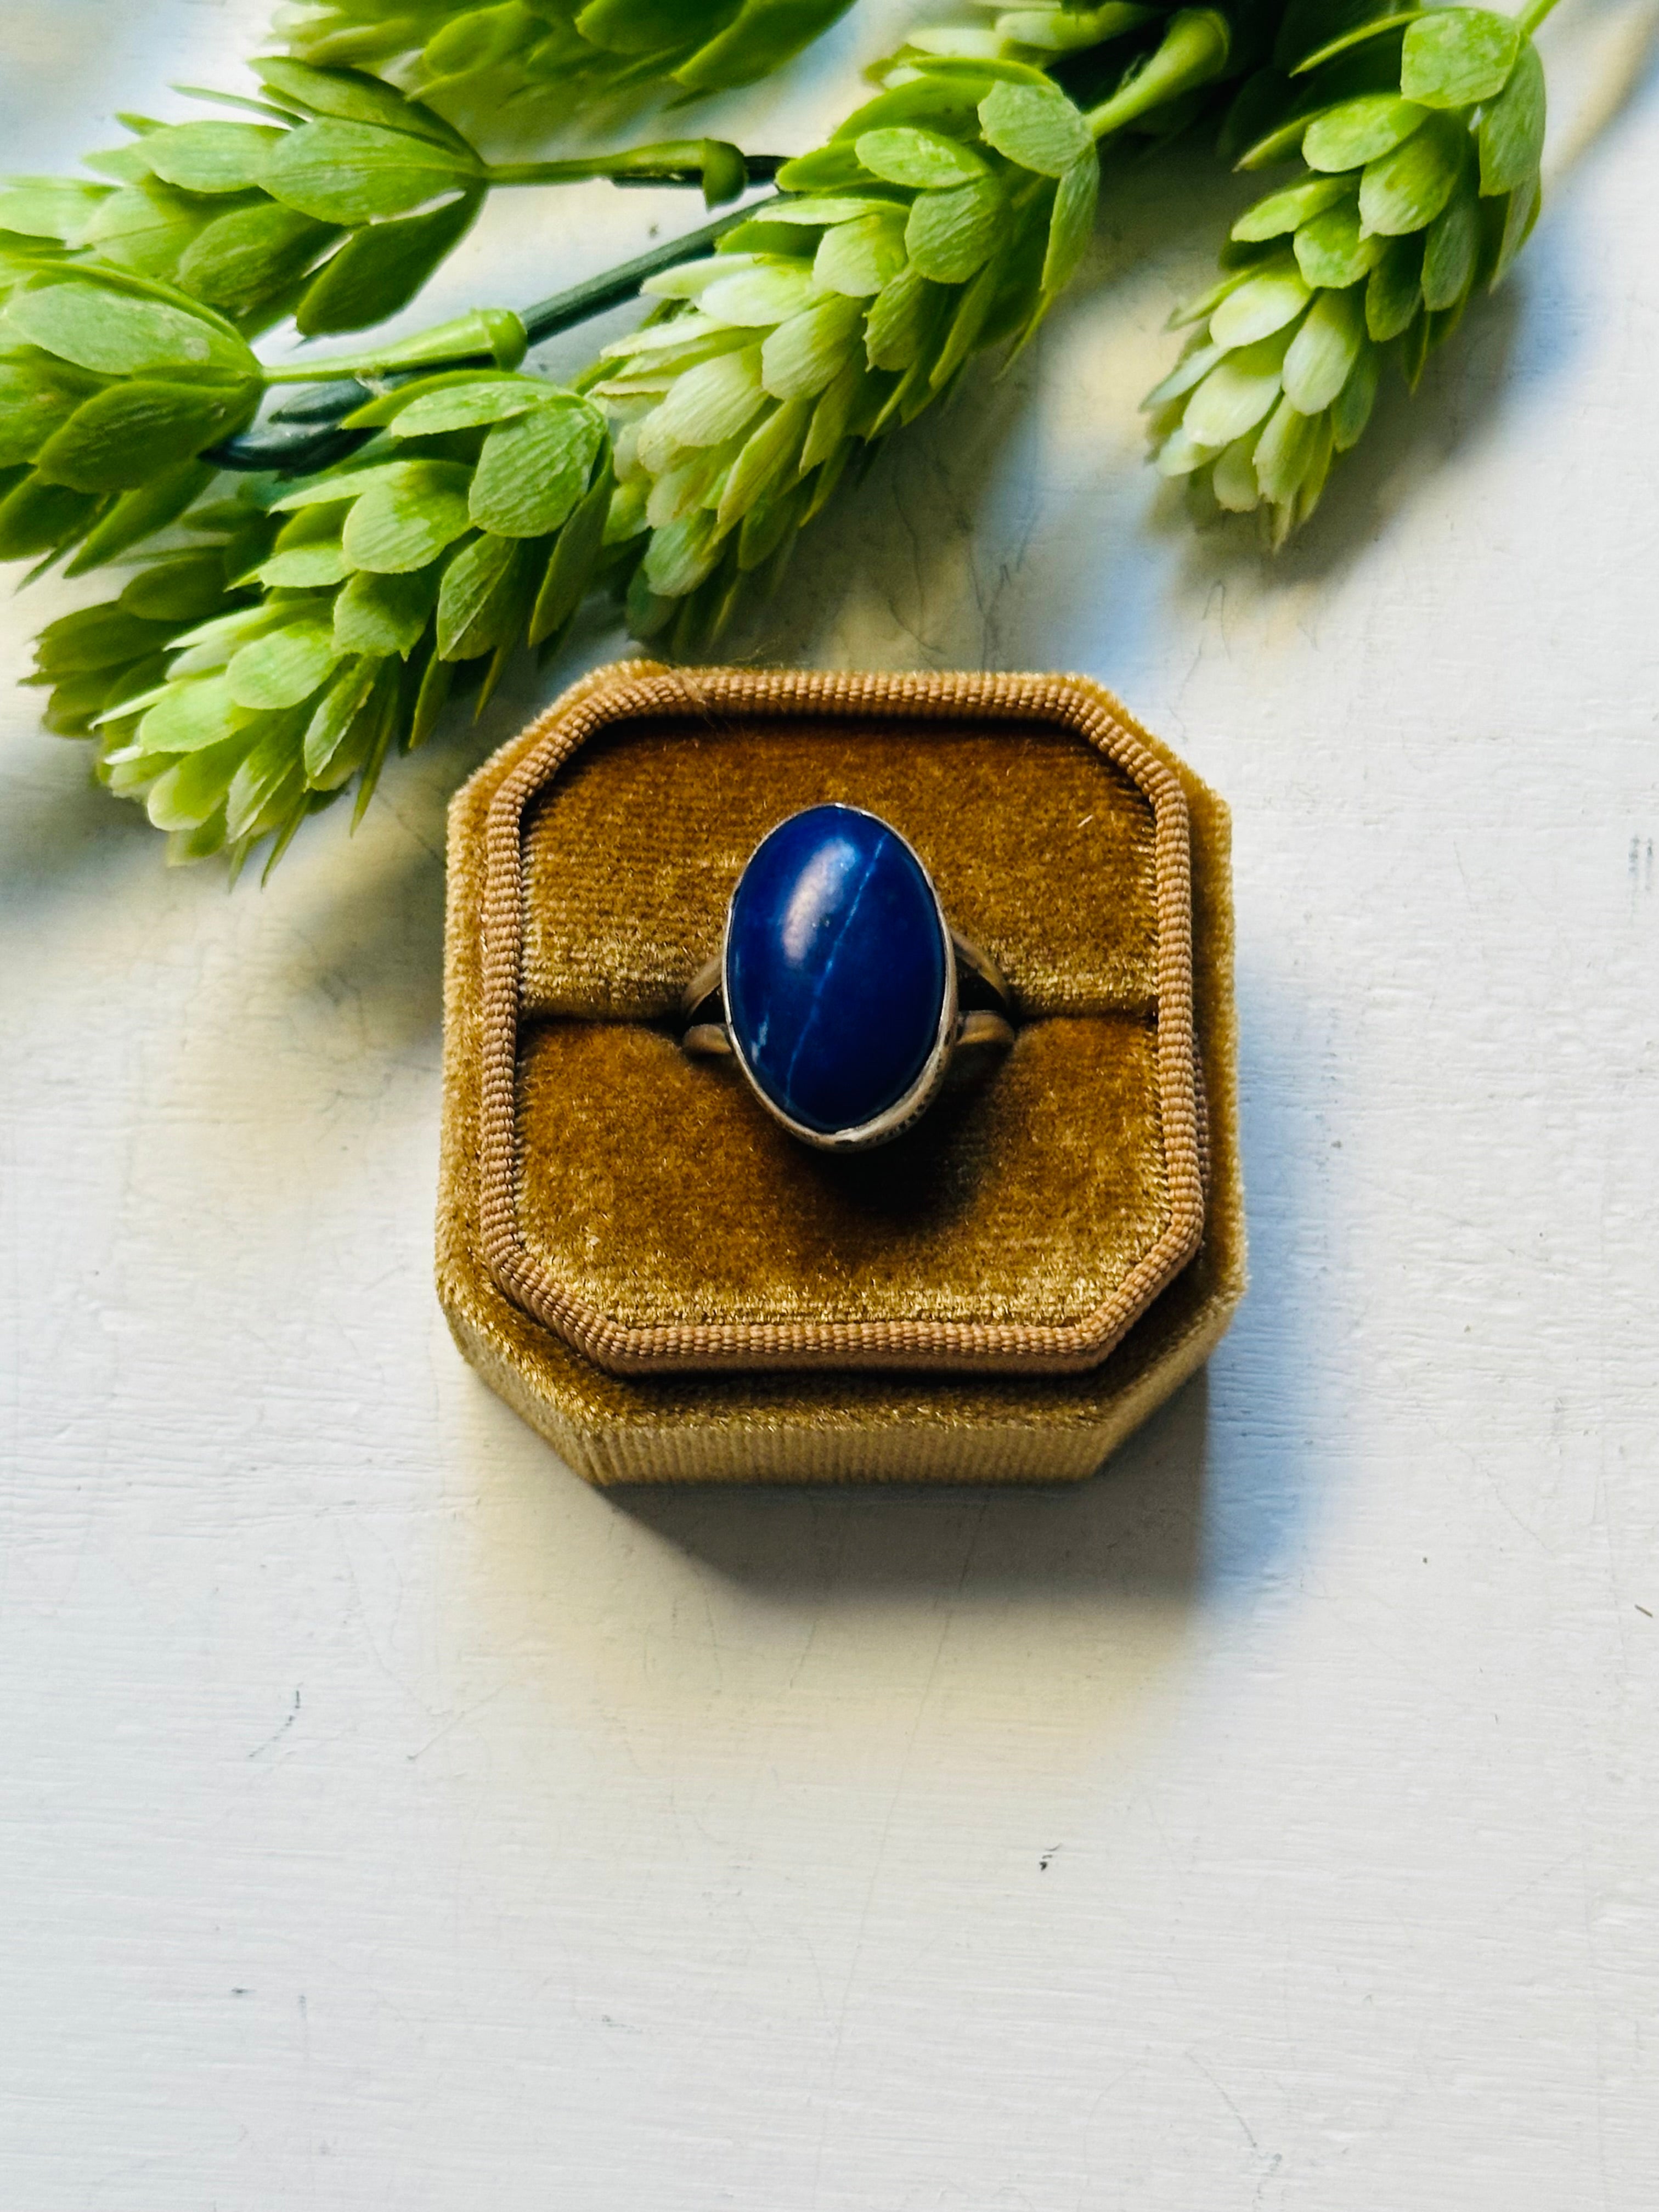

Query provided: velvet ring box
[438,662,1245,1483]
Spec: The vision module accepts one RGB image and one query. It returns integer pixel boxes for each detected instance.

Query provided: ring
[679,803,1015,1152]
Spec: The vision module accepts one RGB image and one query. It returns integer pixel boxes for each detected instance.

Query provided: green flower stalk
[276,0,860,121]
[0,58,757,342]
[598,10,1240,650]
[39,370,613,869]
[1144,1,1553,543]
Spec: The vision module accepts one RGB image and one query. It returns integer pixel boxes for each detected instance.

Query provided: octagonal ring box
[437,662,1245,1485]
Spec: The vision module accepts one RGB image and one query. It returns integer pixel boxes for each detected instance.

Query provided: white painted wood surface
[4,3,1657,2203]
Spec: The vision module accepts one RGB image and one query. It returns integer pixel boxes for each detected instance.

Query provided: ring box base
[437,663,1245,1485]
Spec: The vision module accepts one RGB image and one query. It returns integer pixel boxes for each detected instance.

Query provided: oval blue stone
[725,805,949,1137]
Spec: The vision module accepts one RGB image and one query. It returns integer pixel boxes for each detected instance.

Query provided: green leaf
[674,0,860,94]
[262,120,479,224]
[270,459,420,512]
[760,195,909,228]
[33,602,170,675]
[258,541,349,587]
[341,368,502,428]
[1274,0,1404,74]
[977,80,1093,177]
[1489,169,1539,286]
[774,143,873,193]
[1143,337,1226,413]
[333,562,439,657]
[252,56,471,151]
[1421,181,1480,309]
[1281,283,1364,410]
[1398,301,1431,385]
[143,735,247,830]
[905,177,1002,284]
[853,127,989,189]
[799,356,863,471]
[31,378,251,492]
[139,122,281,195]
[1399,8,1519,110]
[698,262,821,326]
[1478,39,1544,196]
[293,188,483,336]
[1364,230,1423,337]
[812,211,907,297]
[1042,155,1098,296]
[645,345,766,455]
[1210,431,1259,511]
[64,459,216,574]
[1330,338,1380,447]
[865,264,946,371]
[738,475,804,569]
[3,278,245,376]
[1184,331,1291,447]
[0,356,97,467]
[1302,95,1429,172]
[341,469,475,571]
[1358,111,1467,236]
[716,397,809,528]
[1293,200,1385,287]
[0,179,110,242]
[574,0,714,54]
[929,255,1001,390]
[760,293,864,400]
[1210,259,1312,349]
[1292,10,1427,76]
[137,673,255,754]
[388,377,545,437]
[642,509,724,598]
[176,201,340,320]
[302,657,380,784]
[78,179,208,278]
[1252,392,1322,503]
[833,76,990,143]
[226,620,338,708]
[528,467,611,647]
[226,714,307,840]
[119,544,236,621]
[409,640,454,748]
[1232,173,1352,242]
[435,530,527,660]
[469,397,605,536]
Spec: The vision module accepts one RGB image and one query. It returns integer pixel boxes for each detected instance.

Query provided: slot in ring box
[438,663,1245,1483]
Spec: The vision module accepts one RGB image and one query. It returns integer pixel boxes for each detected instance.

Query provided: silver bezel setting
[720,807,960,1154]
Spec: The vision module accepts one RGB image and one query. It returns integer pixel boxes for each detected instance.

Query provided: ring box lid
[466,664,1206,1378]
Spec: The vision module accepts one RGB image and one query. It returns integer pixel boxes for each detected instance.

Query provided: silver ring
[679,804,1014,1153]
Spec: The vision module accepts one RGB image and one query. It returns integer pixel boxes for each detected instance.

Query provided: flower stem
[1084,6,1233,139]
[1515,0,1562,35]
[486,144,781,195]
[517,198,776,345]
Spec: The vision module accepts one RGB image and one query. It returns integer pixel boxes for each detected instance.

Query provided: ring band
[679,804,1014,1153]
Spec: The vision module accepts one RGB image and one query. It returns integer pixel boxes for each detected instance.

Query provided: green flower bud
[276,0,859,121]
[1146,7,1548,543]
[603,15,1242,653]
[51,372,614,870]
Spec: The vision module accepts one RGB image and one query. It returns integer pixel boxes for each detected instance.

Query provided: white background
[4,2,1657,2204]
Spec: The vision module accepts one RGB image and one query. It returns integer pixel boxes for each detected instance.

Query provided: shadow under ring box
[438,662,1245,1483]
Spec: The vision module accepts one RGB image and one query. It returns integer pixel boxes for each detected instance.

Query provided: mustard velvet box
[437,662,1245,1483]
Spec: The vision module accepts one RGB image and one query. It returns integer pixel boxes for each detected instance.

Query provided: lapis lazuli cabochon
[725,805,949,1137]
